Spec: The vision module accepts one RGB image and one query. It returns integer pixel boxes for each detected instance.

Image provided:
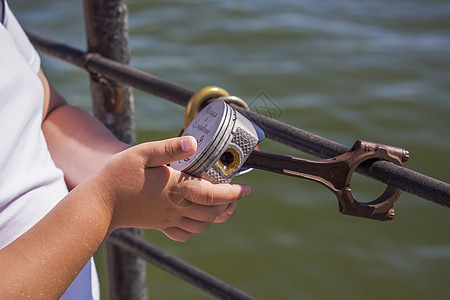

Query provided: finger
[180,203,228,222]
[137,136,197,167]
[179,217,212,234]
[179,179,251,206]
[213,202,236,223]
[161,227,194,242]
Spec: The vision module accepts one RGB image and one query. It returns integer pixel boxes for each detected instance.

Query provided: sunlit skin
[0,69,250,298]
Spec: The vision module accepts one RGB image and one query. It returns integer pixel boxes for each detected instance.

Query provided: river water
[11,0,450,299]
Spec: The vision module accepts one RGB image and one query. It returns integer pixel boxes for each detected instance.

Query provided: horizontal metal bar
[108,230,257,300]
[27,31,450,207]
[236,108,450,205]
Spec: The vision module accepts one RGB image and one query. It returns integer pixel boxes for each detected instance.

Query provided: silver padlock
[170,99,264,183]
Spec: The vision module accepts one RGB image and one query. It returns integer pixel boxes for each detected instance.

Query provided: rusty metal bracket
[84,54,125,114]
[89,73,125,113]
[244,140,409,221]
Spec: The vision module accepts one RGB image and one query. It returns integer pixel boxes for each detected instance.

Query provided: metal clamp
[330,140,409,220]
[244,140,409,221]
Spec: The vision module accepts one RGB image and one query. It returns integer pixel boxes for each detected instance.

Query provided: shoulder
[1,0,41,73]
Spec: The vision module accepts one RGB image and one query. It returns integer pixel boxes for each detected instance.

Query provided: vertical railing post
[82,0,147,299]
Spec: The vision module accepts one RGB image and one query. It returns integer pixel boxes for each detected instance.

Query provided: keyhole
[220,151,235,168]
[218,148,241,175]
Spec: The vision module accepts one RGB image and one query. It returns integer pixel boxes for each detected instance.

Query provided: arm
[0,135,249,298]
[0,71,249,298]
[39,69,129,189]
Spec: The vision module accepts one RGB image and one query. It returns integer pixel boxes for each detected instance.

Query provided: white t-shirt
[0,2,99,299]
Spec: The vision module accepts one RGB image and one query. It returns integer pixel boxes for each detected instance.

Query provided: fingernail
[227,202,236,216]
[181,136,194,153]
[241,185,251,196]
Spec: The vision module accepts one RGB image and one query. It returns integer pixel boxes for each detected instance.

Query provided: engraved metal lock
[170,99,264,183]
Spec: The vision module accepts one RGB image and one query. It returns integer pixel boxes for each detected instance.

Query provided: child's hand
[91,136,250,241]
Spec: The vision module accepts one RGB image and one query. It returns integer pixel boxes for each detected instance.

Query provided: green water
[11,0,450,299]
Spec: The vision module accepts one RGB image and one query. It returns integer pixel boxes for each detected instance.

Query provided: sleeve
[2,0,41,73]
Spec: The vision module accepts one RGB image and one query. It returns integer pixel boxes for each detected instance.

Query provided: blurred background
[10,0,450,299]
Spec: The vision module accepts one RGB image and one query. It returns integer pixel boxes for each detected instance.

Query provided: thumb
[137,136,197,167]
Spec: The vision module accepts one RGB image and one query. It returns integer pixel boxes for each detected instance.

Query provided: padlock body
[170,100,263,183]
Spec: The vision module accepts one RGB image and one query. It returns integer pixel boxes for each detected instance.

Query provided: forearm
[0,178,113,298]
[42,102,129,189]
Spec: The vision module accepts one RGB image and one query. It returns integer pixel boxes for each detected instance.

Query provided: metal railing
[26,0,450,299]
[109,230,256,300]
[28,31,450,205]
